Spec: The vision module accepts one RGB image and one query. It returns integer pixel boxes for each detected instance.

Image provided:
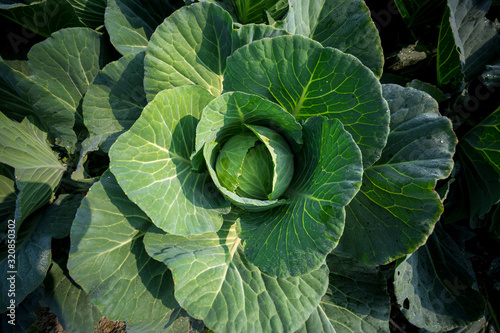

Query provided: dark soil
[35,307,126,333]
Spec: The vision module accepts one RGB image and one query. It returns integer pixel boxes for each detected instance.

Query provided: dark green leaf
[240,116,363,277]
[336,84,456,265]
[298,255,390,333]
[109,86,230,236]
[65,0,106,29]
[42,193,84,239]
[0,0,84,37]
[43,260,101,333]
[224,34,389,167]
[230,0,287,24]
[0,163,16,222]
[0,191,82,310]
[394,223,486,331]
[457,106,500,221]
[407,79,448,103]
[283,0,384,78]
[1,286,42,332]
[394,0,446,27]
[436,5,463,87]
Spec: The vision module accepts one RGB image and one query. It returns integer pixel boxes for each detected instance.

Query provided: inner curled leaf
[215,125,294,201]
[216,132,273,199]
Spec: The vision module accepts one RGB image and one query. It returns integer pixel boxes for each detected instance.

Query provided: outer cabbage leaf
[224,35,389,168]
[83,51,147,153]
[0,112,65,226]
[144,2,288,100]
[105,0,181,55]
[0,163,16,221]
[0,287,42,333]
[74,51,147,181]
[144,213,329,333]
[394,0,446,27]
[436,5,462,86]
[0,193,81,309]
[43,260,102,333]
[283,0,384,78]
[67,171,181,322]
[448,0,500,80]
[297,255,390,333]
[482,59,500,88]
[109,86,230,236]
[240,116,363,277]
[0,212,51,310]
[0,0,84,37]
[457,106,500,221]
[144,2,232,99]
[336,84,456,265]
[65,0,106,29]
[0,58,77,150]
[28,27,107,130]
[394,223,486,331]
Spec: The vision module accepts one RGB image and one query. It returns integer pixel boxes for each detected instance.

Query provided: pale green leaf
[0,112,65,225]
[245,124,294,200]
[231,0,287,24]
[67,171,180,322]
[109,86,230,236]
[28,27,107,127]
[231,23,289,51]
[144,213,329,333]
[83,51,147,153]
[0,57,77,151]
[196,91,302,211]
[105,0,181,55]
[144,2,232,99]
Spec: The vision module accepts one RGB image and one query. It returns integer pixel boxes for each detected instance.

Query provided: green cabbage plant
[3,0,500,331]
[63,1,461,331]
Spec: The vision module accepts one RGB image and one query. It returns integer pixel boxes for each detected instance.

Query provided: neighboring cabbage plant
[66,1,459,332]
